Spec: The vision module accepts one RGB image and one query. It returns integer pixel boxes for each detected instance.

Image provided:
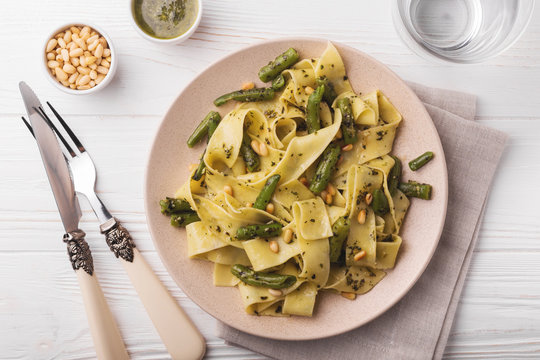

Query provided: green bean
[399,181,432,200]
[231,264,297,289]
[271,74,286,90]
[236,222,283,240]
[329,216,350,263]
[192,113,221,181]
[159,197,193,215]
[187,111,220,148]
[258,48,299,83]
[170,212,200,227]
[388,155,402,196]
[309,143,341,194]
[316,77,337,105]
[408,151,434,171]
[240,133,260,172]
[253,174,281,210]
[336,97,358,145]
[372,189,390,216]
[214,88,275,107]
[306,84,325,134]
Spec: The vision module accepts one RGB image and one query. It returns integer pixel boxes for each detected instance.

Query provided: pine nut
[71,33,79,41]
[46,52,55,60]
[61,49,69,62]
[63,31,72,43]
[97,66,109,75]
[89,70,97,80]
[335,128,343,139]
[86,34,99,44]
[84,50,91,57]
[299,177,309,186]
[69,48,83,57]
[77,66,90,75]
[78,75,91,86]
[67,42,76,51]
[88,40,99,51]
[354,250,367,261]
[55,67,68,81]
[337,155,344,166]
[326,183,336,196]
[241,82,254,90]
[266,203,274,214]
[75,39,87,50]
[71,57,80,67]
[341,292,356,300]
[89,63,97,70]
[341,144,353,152]
[55,54,63,62]
[61,80,70,87]
[223,185,233,196]
[47,60,59,68]
[365,193,373,205]
[357,209,366,224]
[46,39,57,52]
[305,86,314,95]
[68,73,77,84]
[268,289,282,297]
[57,38,66,49]
[70,26,80,34]
[269,240,279,253]
[250,140,261,155]
[320,190,328,200]
[63,63,76,74]
[246,202,253,208]
[103,48,111,57]
[79,56,86,67]
[86,56,97,65]
[75,73,83,85]
[283,229,293,244]
[95,74,105,84]
[259,142,269,156]
[106,56,112,62]
[99,37,107,47]
[69,84,76,89]
[100,59,110,68]
[94,43,104,58]
[80,26,90,36]
[325,193,333,205]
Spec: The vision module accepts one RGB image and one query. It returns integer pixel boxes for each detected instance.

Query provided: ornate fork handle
[100,218,136,263]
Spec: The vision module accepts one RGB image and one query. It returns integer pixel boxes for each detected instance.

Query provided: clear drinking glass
[392,0,536,63]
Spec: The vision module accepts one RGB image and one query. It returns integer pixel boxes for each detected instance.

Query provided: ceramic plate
[145,38,448,340]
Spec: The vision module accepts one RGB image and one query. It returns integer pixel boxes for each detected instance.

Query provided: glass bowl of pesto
[130,0,202,44]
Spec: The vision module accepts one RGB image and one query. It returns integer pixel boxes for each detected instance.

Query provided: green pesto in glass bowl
[131,0,201,43]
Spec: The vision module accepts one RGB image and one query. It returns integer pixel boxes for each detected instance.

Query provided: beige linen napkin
[217,83,508,360]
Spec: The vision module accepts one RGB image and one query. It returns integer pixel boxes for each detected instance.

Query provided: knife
[19,82,129,360]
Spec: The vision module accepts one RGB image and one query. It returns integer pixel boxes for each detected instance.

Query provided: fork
[22,102,206,360]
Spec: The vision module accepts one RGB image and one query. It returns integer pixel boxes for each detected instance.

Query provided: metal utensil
[19,81,129,360]
[21,89,205,360]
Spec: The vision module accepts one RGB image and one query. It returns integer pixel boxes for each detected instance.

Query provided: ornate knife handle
[100,217,136,263]
[63,229,94,275]
[63,229,129,360]
[99,218,206,359]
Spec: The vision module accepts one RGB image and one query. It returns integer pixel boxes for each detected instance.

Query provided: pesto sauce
[133,0,198,39]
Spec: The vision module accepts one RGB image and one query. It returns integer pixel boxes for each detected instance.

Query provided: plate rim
[144,36,448,340]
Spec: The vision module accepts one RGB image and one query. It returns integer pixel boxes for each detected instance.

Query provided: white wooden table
[1,1,539,358]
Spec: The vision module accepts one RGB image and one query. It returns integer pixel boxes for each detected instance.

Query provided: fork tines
[21,102,86,158]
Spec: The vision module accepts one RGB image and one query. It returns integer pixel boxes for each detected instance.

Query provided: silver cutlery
[19,82,129,359]
[20,82,206,360]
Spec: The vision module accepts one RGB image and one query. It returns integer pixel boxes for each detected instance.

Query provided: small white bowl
[43,22,117,95]
[128,0,202,44]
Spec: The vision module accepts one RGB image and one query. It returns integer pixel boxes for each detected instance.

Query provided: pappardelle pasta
[160,42,434,317]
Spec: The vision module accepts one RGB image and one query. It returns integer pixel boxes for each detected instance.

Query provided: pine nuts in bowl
[43,23,117,94]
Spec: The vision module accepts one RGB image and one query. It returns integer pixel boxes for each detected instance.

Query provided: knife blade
[19,81,81,233]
